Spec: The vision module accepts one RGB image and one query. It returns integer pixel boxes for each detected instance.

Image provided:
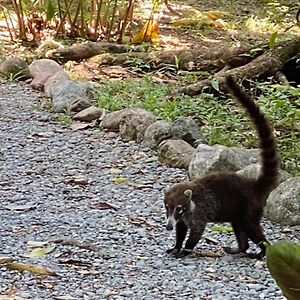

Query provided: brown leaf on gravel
[126,181,152,189]
[0,256,13,265]
[65,176,89,185]
[70,120,97,131]
[91,202,119,211]
[49,238,99,253]
[193,250,223,258]
[128,216,159,228]
[27,131,54,139]
[6,262,57,276]
[5,203,37,212]
[58,259,92,268]
[0,296,31,300]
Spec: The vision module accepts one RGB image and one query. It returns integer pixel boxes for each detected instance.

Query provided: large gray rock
[171,117,206,147]
[264,177,300,226]
[142,120,173,149]
[158,139,195,169]
[0,57,31,80]
[44,70,70,97]
[237,163,292,185]
[50,80,92,113]
[29,59,63,90]
[119,108,156,143]
[188,144,260,179]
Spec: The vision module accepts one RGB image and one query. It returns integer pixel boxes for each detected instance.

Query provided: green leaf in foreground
[266,242,300,300]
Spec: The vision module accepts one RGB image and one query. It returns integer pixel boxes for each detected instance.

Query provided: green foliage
[93,77,300,175]
[57,113,72,126]
[266,242,300,300]
[256,83,300,174]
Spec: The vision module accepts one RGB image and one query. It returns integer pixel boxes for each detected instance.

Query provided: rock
[101,108,156,142]
[119,108,156,143]
[237,163,292,185]
[44,70,70,97]
[101,110,125,132]
[50,80,92,113]
[158,139,195,169]
[142,120,173,149]
[73,106,103,122]
[29,59,63,90]
[264,177,300,226]
[68,98,93,113]
[171,117,206,147]
[188,144,260,179]
[0,57,31,80]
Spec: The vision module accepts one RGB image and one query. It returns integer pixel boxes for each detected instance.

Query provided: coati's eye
[175,205,184,215]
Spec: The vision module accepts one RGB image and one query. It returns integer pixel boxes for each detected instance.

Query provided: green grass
[93,76,300,176]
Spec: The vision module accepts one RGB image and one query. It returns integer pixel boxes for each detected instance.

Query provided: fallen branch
[174,39,300,96]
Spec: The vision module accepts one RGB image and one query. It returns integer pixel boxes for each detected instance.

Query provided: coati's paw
[246,251,265,260]
[174,249,193,258]
[223,246,242,255]
[166,248,180,255]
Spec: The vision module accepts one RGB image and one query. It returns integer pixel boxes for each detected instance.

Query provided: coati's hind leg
[167,221,187,255]
[244,223,268,259]
[224,222,249,255]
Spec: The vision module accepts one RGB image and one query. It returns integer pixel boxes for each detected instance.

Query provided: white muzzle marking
[166,212,177,231]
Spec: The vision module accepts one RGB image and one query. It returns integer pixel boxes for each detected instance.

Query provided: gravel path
[0,80,298,300]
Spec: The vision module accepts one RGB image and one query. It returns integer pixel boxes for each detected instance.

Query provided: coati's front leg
[167,221,187,254]
[174,223,206,258]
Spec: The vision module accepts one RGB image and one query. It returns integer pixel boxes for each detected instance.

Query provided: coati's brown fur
[163,76,280,259]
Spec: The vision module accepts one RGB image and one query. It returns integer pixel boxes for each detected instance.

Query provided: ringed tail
[224,76,280,195]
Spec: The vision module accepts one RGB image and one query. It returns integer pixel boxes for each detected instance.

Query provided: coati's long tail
[224,76,279,196]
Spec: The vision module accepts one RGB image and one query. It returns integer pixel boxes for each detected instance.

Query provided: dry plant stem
[11,0,26,40]
[0,5,14,40]
[117,0,134,43]
[56,0,75,35]
[94,0,104,40]
[107,0,118,41]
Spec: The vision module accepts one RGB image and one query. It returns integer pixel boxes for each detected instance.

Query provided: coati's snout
[166,219,174,231]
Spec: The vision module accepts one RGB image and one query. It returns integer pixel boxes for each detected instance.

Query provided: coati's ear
[163,187,169,195]
[184,189,192,200]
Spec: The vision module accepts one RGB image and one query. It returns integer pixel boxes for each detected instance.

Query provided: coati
[163,76,280,259]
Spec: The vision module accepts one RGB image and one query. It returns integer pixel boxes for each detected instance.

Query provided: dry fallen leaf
[92,202,119,211]
[23,246,56,258]
[101,66,128,78]
[0,256,13,265]
[70,121,97,131]
[110,168,122,174]
[65,176,89,185]
[27,240,49,247]
[131,16,160,44]
[6,262,57,276]
[113,177,126,184]
[5,203,37,211]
